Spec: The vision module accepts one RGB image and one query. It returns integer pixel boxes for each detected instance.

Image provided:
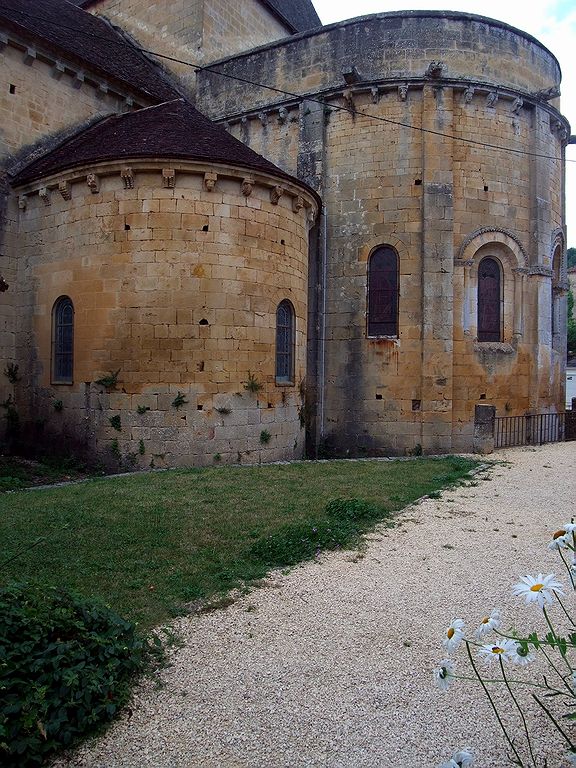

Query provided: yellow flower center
[447,628,455,639]
[553,529,567,540]
[530,583,544,592]
[481,616,489,624]
[492,646,505,654]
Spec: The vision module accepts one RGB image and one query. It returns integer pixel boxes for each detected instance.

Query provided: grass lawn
[0,456,477,630]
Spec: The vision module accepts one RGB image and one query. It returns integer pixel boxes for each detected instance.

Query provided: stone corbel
[270,186,284,205]
[162,168,176,189]
[51,61,65,80]
[73,71,85,90]
[343,89,355,113]
[324,106,334,125]
[462,86,475,104]
[511,97,523,116]
[486,91,498,108]
[124,96,134,109]
[18,196,27,211]
[292,196,305,214]
[121,167,135,189]
[203,171,217,192]
[97,83,108,99]
[241,177,254,197]
[86,173,100,194]
[38,187,51,206]
[277,107,288,125]
[58,181,72,201]
[258,112,268,127]
[398,85,408,102]
[371,86,380,104]
[23,47,36,66]
[222,121,230,131]
[528,265,553,277]
[307,205,317,226]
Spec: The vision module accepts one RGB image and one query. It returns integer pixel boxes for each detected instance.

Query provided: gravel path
[56,443,576,768]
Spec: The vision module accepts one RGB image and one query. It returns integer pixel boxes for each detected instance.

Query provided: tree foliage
[568,288,576,358]
[568,247,576,270]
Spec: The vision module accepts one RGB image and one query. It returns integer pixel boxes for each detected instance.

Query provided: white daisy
[475,609,501,639]
[508,643,535,666]
[478,639,517,664]
[512,573,564,608]
[438,761,458,768]
[452,749,474,767]
[433,659,456,691]
[548,524,576,550]
[443,618,465,651]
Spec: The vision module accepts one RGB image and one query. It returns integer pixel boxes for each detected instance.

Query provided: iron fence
[494,412,566,449]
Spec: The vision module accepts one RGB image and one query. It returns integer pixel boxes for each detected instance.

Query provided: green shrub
[0,583,153,766]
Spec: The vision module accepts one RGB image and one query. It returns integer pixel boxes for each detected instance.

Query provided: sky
[312,0,576,249]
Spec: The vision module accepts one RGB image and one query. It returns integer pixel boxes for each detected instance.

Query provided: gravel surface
[56,443,576,768]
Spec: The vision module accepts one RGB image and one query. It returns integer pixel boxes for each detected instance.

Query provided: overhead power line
[3,5,575,164]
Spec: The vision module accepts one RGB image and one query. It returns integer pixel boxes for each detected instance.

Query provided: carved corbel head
[162,168,176,189]
[203,171,217,192]
[292,196,305,214]
[18,196,27,211]
[277,107,288,124]
[241,177,254,197]
[486,91,498,108]
[462,86,475,104]
[86,173,100,194]
[38,187,51,206]
[398,85,408,102]
[270,186,284,205]
[425,61,444,79]
[121,167,134,189]
[58,181,72,201]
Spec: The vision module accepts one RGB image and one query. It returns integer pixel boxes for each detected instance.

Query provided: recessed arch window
[52,296,74,384]
[367,245,399,337]
[477,257,502,342]
[275,300,295,384]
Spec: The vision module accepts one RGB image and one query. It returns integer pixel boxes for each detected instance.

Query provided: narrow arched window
[276,300,294,384]
[367,246,399,337]
[52,296,74,383]
[477,257,502,342]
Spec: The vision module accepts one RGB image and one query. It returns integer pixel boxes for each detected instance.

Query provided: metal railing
[495,412,566,449]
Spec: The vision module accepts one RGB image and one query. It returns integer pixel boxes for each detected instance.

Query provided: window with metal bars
[477,257,502,342]
[52,296,74,383]
[367,246,399,337]
[275,300,294,383]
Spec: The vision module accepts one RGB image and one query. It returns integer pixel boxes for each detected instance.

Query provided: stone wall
[12,161,316,467]
[86,0,290,93]
[197,11,570,455]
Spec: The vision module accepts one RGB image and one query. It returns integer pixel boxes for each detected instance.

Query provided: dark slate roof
[11,99,318,202]
[0,0,179,102]
[73,0,321,34]
[260,0,321,32]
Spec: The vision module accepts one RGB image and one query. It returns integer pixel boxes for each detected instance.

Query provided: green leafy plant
[0,582,156,767]
[94,369,120,391]
[243,371,263,394]
[137,405,150,415]
[109,439,121,459]
[138,440,145,456]
[215,407,231,415]
[3,363,19,384]
[53,399,63,412]
[259,430,271,445]
[213,453,222,462]
[172,392,188,410]
[109,415,122,432]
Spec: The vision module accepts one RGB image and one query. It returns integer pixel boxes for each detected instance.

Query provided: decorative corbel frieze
[23,47,36,66]
[38,187,51,206]
[51,61,65,80]
[486,91,498,108]
[292,196,305,214]
[398,85,408,102]
[203,171,217,192]
[277,107,288,125]
[162,168,176,189]
[462,86,475,104]
[121,167,134,189]
[72,71,85,90]
[528,265,553,277]
[533,86,560,102]
[552,119,568,142]
[58,181,72,201]
[270,186,284,205]
[241,177,254,197]
[18,196,27,211]
[86,173,100,194]
[371,86,380,104]
[425,61,443,79]
[511,97,523,116]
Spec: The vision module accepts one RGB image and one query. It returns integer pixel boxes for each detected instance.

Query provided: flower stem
[542,606,572,673]
[465,641,526,767]
[532,694,575,750]
[499,657,536,767]
[557,548,575,590]
[554,590,576,626]
[453,674,564,694]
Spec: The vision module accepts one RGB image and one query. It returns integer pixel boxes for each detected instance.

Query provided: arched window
[367,246,399,337]
[477,257,502,342]
[276,300,294,384]
[52,296,74,383]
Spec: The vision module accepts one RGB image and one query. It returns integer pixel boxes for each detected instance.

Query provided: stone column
[420,85,454,452]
